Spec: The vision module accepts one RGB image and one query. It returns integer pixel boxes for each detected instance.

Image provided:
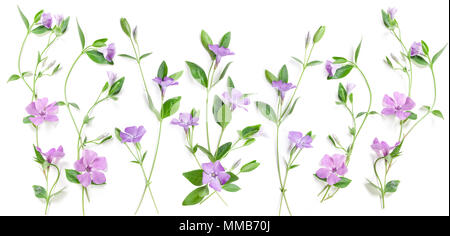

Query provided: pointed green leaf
[17,6,29,30]
[76,20,85,49]
[161,96,181,119]
[182,185,209,206]
[182,169,203,186]
[255,101,277,123]
[186,61,208,88]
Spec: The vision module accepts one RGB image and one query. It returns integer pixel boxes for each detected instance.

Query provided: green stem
[391,29,413,96]
[216,127,225,151]
[205,61,215,151]
[373,158,385,209]
[44,164,61,215]
[17,25,33,93]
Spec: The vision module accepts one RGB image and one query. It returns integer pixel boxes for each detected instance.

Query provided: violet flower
[37,146,65,164]
[381,92,416,120]
[107,71,117,85]
[316,154,348,185]
[272,81,296,100]
[222,88,250,111]
[100,43,116,62]
[152,77,179,96]
[120,126,146,143]
[208,44,234,66]
[54,14,63,26]
[41,13,53,29]
[410,42,423,57]
[74,150,107,187]
[288,131,313,149]
[371,138,399,158]
[202,161,230,192]
[325,60,338,77]
[387,8,397,20]
[26,97,59,126]
[171,113,199,133]
[346,83,356,94]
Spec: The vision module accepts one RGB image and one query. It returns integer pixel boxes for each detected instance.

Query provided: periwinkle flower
[387,8,397,20]
[120,126,146,143]
[222,88,250,111]
[371,138,399,158]
[316,154,348,185]
[26,98,59,126]
[346,83,356,94]
[54,14,64,26]
[208,44,234,67]
[202,161,230,192]
[100,43,116,62]
[74,150,107,187]
[381,92,415,120]
[41,13,53,29]
[325,60,338,77]
[37,145,65,164]
[107,71,117,85]
[171,113,199,133]
[272,81,296,100]
[410,42,423,57]
[152,77,179,96]
[288,131,313,149]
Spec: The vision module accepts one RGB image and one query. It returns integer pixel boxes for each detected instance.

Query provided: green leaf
[227,76,235,91]
[118,54,136,60]
[289,164,300,170]
[157,61,168,79]
[240,160,260,173]
[407,111,417,120]
[8,74,20,82]
[313,26,326,43]
[108,77,125,96]
[182,185,209,206]
[338,83,347,103]
[222,183,240,192]
[243,138,256,146]
[240,125,261,139]
[385,180,400,193]
[255,101,277,123]
[328,135,337,148]
[60,17,70,34]
[92,38,107,48]
[33,10,44,24]
[334,177,352,188]
[69,102,80,110]
[182,169,203,186]
[120,18,131,37]
[32,185,47,199]
[227,172,239,183]
[432,110,444,119]
[218,62,233,83]
[168,71,183,80]
[17,6,29,30]
[186,61,208,88]
[76,20,85,49]
[86,50,113,65]
[31,25,51,35]
[411,55,429,66]
[140,52,152,61]
[306,61,323,67]
[292,57,303,65]
[147,95,161,121]
[33,145,45,164]
[355,40,362,63]
[215,142,232,160]
[421,40,429,56]
[200,30,215,60]
[219,32,231,48]
[115,128,122,142]
[328,65,354,79]
[385,56,394,69]
[23,115,33,124]
[332,57,348,64]
[432,44,448,64]
[161,96,181,119]
[287,97,300,116]
[264,70,277,84]
[278,65,288,83]
[196,145,215,161]
[65,169,81,184]
[214,104,232,128]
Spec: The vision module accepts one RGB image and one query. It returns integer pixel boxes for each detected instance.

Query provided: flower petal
[91,171,106,185]
[77,172,91,187]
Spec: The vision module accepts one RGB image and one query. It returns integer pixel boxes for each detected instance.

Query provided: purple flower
[36,146,65,164]
[316,154,348,185]
[26,98,59,126]
[41,13,53,29]
[202,161,230,192]
[346,83,356,94]
[387,8,397,20]
[371,138,399,158]
[100,43,116,62]
[272,81,296,100]
[325,60,338,77]
[152,77,179,96]
[381,92,416,120]
[288,131,313,149]
[171,113,199,133]
[74,150,107,187]
[410,41,423,57]
[208,44,234,66]
[120,126,146,143]
[222,88,250,111]
[107,71,117,85]
[54,14,64,26]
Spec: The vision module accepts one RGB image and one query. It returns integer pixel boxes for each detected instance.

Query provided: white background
[0,0,448,216]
